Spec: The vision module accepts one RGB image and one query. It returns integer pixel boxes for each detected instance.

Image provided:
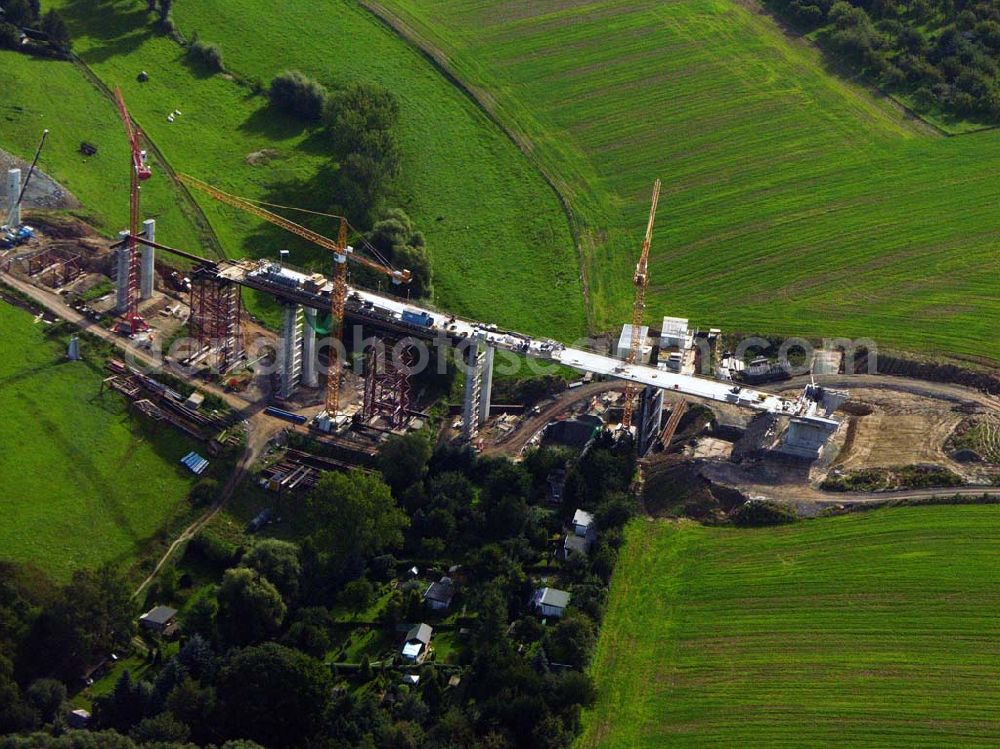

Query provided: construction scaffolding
[361,339,416,428]
[23,248,84,287]
[188,265,243,373]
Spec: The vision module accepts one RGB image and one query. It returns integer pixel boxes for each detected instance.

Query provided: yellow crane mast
[621,178,661,430]
[178,173,411,417]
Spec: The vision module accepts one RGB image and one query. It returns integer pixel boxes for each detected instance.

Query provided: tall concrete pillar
[6,169,20,226]
[301,307,319,387]
[478,343,495,426]
[140,218,155,300]
[462,336,486,442]
[114,230,130,314]
[635,385,664,458]
[278,303,303,400]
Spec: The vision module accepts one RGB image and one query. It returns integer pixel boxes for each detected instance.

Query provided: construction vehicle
[621,179,661,430]
[113,87,151,336]
[177,173,412,422]
[1,129,48,248]
[401,309,434,328]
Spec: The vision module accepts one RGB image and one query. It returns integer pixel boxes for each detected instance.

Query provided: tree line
[767,0,1000,122]
[265,71,433,298]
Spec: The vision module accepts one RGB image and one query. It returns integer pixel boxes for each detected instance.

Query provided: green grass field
[39,0,585,338]
[0,303,198,580]
[0,50,207,252]
[579,508,1000,747]
[375,0,1000,362]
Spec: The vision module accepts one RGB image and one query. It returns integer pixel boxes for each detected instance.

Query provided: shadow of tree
[179,53,220,81]
[239,104,315,140]
[239,164,345,272]
[59,0,156,65]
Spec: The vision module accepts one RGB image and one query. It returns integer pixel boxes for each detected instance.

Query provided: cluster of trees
[364,209,432,299]
[768,0,1000,121]
[0,1,70,53]
[267,72,404,220]
[324,82,403,225]
[87,638,329,748]
[0,563,134,733]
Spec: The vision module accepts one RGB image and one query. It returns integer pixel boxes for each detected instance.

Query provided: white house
[532,587,571,618]
[401,623,433,663]
[572,509,594,537]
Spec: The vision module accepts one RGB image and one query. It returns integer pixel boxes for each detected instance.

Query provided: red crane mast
[113,86,151,335]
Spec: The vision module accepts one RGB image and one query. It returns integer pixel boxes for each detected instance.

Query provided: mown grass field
[0,303,198,580]
[0,50,207,252]
[40,0,585,338]
[376,0,1000,362]
[579,508,1000,747]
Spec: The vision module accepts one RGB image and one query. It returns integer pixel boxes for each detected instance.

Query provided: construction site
[2,95,999,513]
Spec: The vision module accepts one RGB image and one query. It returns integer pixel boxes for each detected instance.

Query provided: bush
[188,528,237,567]
[0,23,21,51]
[188,38,224,72]
[41,10,71,53]
[731,499,797,527]
[269,70,328,121]
[190,478,220,507]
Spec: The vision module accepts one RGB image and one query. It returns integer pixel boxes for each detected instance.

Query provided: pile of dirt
[24,212,93,240]
[641,454,746,519]
[854,350,1000,396]
[838,400,874,416]
[245,149,280,166]
[0,148,79,211]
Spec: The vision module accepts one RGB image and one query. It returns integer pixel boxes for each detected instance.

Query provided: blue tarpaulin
[180,451,209,475]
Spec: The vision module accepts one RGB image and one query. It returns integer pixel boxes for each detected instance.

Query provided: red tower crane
[621,178,661,430]
[113,86,152,335]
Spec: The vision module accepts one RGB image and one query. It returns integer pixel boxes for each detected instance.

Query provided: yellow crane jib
[177,173,412,416]
[622,178,661,430]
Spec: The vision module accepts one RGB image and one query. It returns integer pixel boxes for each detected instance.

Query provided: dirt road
[131,414,284,599]
[779,373,1000,413]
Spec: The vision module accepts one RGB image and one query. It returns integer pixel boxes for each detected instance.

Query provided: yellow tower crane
[178,174,411,418]
[621,178,661,430]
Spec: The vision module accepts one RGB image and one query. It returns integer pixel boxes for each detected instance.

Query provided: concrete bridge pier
[6,169,20,226]
[114,230,130,314]
[301,307,319,388]
[277,302,304,400]
[140,219,156,300]
[461,334,495,443]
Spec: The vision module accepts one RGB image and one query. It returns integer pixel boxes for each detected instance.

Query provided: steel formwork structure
[361,339,416,428]
[189,265,243,372]
[25,248,83,287]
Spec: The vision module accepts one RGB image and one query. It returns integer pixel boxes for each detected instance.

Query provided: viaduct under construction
[92,89,846,457]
